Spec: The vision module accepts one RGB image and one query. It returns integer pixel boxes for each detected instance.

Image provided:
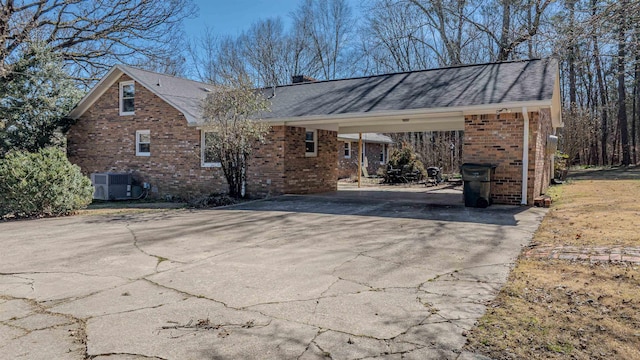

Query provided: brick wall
[67,74,226,200]
[463,111,553,205]
[246,126,286,197]
[531,109,554,200]
[337,141,388,179]
[283,127,338,194]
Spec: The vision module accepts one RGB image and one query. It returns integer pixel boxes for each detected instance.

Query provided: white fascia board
[551,70,564,128]
[267,108,464,125]
[68,66,124,119]
[340,122,464,133]
[258,101,553,127]
[337,135,394,144]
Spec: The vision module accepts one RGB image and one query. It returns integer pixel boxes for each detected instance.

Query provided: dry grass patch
[533,180,640,247]
[467,260,640,359]
[466,175,640,359]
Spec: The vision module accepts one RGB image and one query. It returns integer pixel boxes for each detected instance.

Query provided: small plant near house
[554,150,570,180]
[0,148,93,219]
[200,76,270,198]
[382,143,427,183]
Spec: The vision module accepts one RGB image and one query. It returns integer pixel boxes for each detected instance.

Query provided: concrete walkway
[0,193,546,360]
[524,246,640,263]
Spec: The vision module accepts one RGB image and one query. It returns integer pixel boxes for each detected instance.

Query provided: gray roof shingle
[259,58,558,119]
[71,59,558,126]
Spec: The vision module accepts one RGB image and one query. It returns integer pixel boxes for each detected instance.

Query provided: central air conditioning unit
[90,173,132,200]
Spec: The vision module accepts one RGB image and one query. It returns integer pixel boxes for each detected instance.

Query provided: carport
[253,58,562,205]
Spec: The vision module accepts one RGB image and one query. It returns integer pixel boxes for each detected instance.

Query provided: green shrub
[383,143,427,183]
[0,148,93,218]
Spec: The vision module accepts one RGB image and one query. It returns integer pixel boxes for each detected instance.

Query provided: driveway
[0,192,546,359]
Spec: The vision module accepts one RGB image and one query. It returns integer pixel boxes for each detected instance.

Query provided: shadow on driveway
[225,189,531,227]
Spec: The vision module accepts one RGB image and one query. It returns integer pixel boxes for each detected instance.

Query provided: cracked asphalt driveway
[0,193,547,359]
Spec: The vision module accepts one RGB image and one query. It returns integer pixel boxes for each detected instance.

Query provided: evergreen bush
[383,143,427,183]
[0,148,93,218]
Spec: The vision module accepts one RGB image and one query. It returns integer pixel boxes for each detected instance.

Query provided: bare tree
[291,0,354,79]
[0,0,196,82]
[201,77,270,198]
[240,18,291,87]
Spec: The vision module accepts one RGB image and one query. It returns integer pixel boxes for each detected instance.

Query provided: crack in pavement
[0,295,88,357]
[87,353,168,360]
[125,224,183,272]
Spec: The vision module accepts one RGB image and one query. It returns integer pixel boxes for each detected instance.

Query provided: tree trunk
[593,0,608,165]
[616,0,631,166]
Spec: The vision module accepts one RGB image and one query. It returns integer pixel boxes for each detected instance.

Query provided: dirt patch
[465,167,640,359]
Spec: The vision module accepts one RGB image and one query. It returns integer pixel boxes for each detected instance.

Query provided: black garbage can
[461,163,496,208]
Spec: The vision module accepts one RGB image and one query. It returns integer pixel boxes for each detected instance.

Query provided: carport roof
[261,58,559,120]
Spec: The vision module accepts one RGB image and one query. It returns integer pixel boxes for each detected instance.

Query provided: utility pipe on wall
[521,107,529,205]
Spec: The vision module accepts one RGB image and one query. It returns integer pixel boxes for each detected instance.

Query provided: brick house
[67,58,562,204]
[337,133,394,179]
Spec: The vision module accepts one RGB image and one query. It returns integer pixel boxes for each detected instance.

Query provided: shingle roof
[260,58,558,119]
[69,58,560,127]
[337,133,394,144]
[117,65,213,124]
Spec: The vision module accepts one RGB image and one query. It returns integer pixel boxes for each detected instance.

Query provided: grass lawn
[465,168,640,359]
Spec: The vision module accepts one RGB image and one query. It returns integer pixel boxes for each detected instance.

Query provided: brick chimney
[291,75,317,84]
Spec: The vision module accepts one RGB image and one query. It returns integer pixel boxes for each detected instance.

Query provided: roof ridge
[117,64,212,87]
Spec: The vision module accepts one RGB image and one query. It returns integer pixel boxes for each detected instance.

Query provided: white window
[135,130,150,156]
[201,130,221,167]
[119,81,135,115]
[343,142,351,159]
[380,144,388,164]
[305,129,317,157]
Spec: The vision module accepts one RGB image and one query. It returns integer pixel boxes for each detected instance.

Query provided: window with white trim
[119,81,135,115]
[201,130,221,167]
[380,144,388,164]
[135,130,150,156]
[343,142,351,158]
[305,129,317,157]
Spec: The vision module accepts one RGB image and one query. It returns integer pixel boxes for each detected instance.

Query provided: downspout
[521,107,529,205]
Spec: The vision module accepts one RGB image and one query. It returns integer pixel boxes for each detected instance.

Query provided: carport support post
[358,133,362,188]
[521,107,529,205]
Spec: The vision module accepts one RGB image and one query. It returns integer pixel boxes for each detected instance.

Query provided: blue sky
[185,0,361,38]
[185,0,304,38]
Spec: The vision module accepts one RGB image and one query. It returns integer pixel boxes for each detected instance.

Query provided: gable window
[305,129,317,157]
[135,130,150,156]
[201,130,221,167]
[119,81,135,115]
[343,142,351,159]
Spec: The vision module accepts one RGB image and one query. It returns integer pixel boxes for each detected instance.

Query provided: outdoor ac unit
[90,173,132,200]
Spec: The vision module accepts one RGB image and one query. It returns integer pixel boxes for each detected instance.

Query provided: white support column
[521,107,529,205]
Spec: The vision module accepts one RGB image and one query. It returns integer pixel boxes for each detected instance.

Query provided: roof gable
[68,65,214,125]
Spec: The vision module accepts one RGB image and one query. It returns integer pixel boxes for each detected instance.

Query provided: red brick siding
[531,109,554,199]
[337,141,388,179]
[67,74,225,199]
[463,111,553,205]
[284,127,338,194]
[246,126,286,197]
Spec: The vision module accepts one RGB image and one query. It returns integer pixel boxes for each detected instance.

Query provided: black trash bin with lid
[460,163,496,208]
